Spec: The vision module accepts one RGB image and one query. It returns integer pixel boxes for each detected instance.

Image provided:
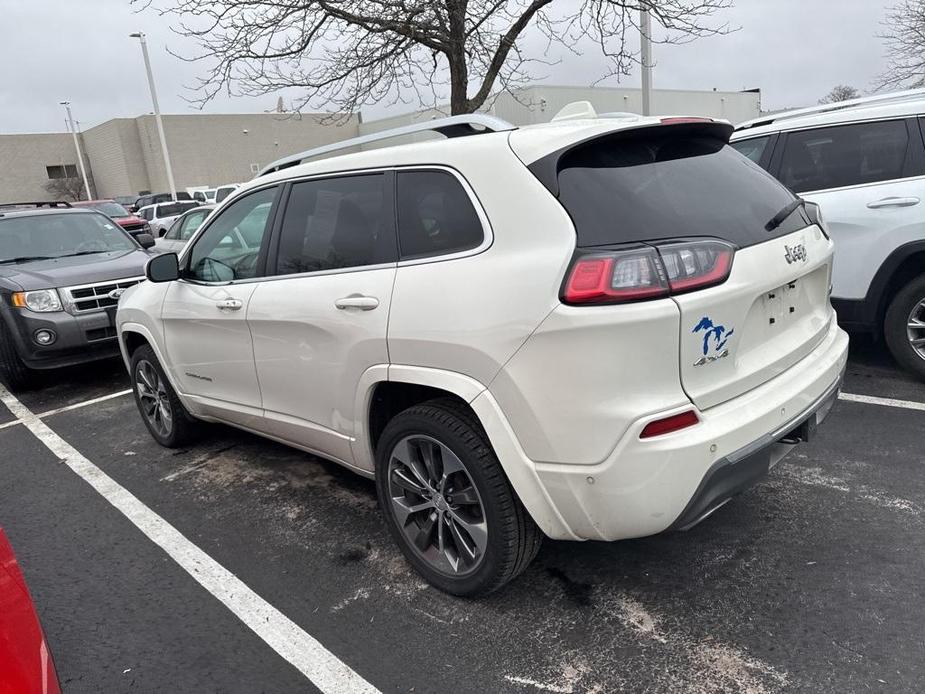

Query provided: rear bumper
[667,370,842,531]
[481,318,849,541]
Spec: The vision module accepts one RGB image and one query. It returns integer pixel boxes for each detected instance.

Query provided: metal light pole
[130,32,178,200]
[639,8,653,116]
[60,101,94,200]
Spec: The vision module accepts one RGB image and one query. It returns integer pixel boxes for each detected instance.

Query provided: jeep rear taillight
[562,240,734,306]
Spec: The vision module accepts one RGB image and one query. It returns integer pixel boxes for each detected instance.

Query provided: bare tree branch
[134,0,734,118]
[819,84,860,104]
[876,0,925,91]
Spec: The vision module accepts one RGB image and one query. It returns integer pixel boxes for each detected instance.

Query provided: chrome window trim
[179,164,492,287]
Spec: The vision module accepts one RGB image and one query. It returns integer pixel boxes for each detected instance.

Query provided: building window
[46,164,79,179]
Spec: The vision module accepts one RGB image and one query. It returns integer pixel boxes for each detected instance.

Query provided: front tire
[0,325,33,392]
[130,344,200,447]
[884,275,925,381]
[375,398,541,596]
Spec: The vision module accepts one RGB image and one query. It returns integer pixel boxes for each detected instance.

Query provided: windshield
[0,212,136,263]
[89,201,131,218]
[156,202,199,218]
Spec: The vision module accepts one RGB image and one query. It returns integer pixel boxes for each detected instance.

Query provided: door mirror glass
[136,233,156,249]
[146,252,179,282]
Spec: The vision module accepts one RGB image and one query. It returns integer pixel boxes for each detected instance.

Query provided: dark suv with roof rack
[0,202,157,390]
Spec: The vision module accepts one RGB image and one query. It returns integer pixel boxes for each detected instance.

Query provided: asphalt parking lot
[1,336,923,693]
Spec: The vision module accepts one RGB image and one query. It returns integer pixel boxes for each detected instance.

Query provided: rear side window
[779,120,909,193]
[554,129,803,249]
[730,136,771,164]
[274,174,392,275]
[396,170,483,259]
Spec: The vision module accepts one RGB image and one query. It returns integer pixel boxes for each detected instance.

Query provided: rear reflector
[562,240,734,305]
[640,410,700,438]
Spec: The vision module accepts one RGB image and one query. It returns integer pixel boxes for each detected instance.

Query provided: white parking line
[838,392,925,412]
[34,389,133,418]
[0,383,381,694]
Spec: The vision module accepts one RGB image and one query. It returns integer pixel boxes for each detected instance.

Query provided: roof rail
[257,113,516,177]
[0,201,73,209]
[737,88,925,130]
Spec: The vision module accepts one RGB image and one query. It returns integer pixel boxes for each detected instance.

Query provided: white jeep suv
[117,106,848,595]
[732,88,925,379]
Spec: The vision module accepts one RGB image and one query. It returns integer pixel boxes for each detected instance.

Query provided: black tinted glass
[555,130,804,248]
[275,174,391,275]
[779,120,909,193]
[397,170,483,258]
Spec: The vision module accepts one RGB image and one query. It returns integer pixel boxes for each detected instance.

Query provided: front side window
[0,213,135,263]
[274,174,392,275]
[779,120,910,193]
[186,187,277,282]
[396,170,483,259]
[730,136,771,165]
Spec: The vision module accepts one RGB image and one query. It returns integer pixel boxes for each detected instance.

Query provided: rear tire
[884,274,925,381]
[0,325,33,392]
[130,344,201,447]
[375,398,541,596]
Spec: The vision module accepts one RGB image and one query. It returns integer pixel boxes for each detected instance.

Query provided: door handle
[216,298,244,311]
[334,295,379,311]
[867,196,920,209]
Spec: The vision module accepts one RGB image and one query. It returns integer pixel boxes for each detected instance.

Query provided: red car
[71,200,152,239]
[0,529,60,694]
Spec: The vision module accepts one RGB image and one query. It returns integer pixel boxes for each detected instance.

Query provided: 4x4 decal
[692,316,734,366]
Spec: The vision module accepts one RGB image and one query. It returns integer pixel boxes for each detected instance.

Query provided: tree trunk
[448,55,470,114]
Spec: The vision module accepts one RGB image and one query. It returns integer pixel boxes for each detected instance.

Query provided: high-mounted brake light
[640,410,699,438]
[660,117,714,125]
[562,240,734,305]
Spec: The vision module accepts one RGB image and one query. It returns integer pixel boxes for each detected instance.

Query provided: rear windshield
[553,129,809,248]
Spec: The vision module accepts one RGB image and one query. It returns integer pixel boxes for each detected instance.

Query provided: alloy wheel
[135,359,173,438]
[387,435,488,577]
[907,299,925,361]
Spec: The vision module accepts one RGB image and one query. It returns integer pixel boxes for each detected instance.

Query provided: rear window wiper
[765,198,805,232]
[0,255,54,264]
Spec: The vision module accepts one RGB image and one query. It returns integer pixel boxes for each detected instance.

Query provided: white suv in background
[137,201,201,237]
[732,89,925,379]
[117,106,848,595]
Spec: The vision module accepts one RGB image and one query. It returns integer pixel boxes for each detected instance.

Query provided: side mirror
[136,233,156,249]
[146,253,180,283]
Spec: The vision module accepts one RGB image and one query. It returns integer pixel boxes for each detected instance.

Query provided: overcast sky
[0,0,894,134]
